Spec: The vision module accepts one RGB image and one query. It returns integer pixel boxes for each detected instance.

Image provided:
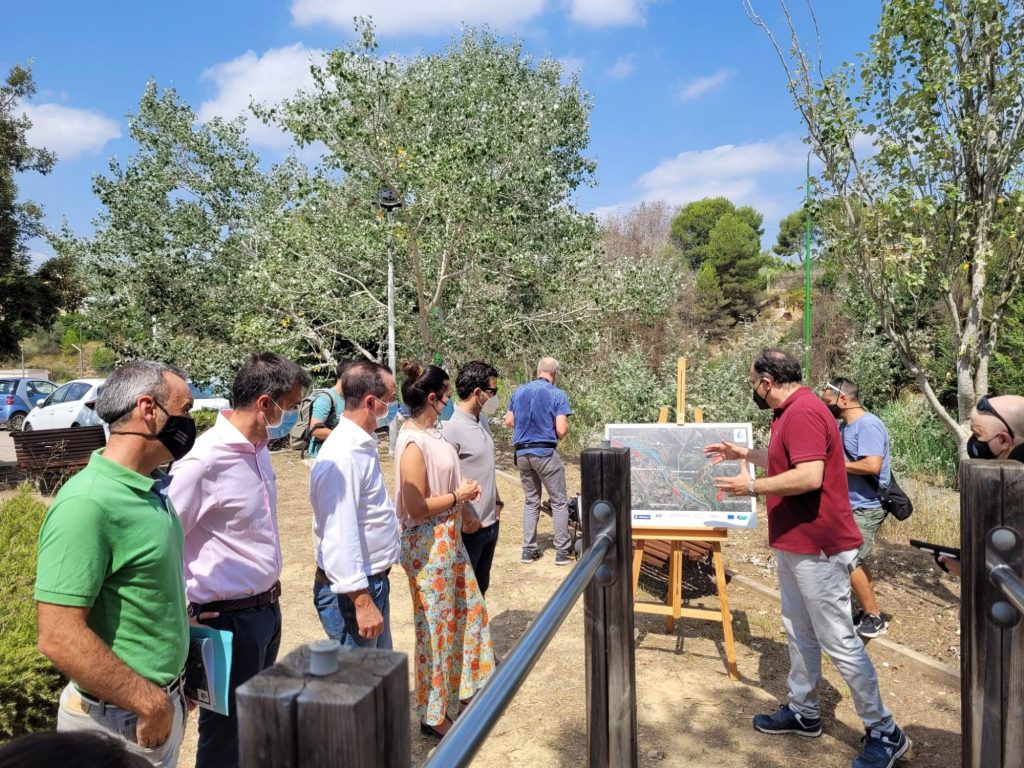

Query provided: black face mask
[111,400,197,461]
[827,403,842,419]
[751,382,771,411]
[1009,444,1024,464]
[967,434,997,460]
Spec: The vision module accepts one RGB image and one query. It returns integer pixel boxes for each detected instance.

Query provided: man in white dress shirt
[310,361,401,648]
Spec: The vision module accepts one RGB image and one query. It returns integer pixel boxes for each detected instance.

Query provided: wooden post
[581,446,638,768]
[237,644,409,768]
[961,459,1024,768]
[675,358,687,425]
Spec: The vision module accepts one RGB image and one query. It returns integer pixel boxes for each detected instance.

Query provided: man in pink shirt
[168,352,309,768]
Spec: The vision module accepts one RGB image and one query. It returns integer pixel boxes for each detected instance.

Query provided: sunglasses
[481,387,498,395]
[978,395,1015,440]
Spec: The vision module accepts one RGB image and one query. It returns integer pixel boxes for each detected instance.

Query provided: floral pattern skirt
[401,510,496,726]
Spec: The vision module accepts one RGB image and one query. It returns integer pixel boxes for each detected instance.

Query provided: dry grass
[877,476,960,549]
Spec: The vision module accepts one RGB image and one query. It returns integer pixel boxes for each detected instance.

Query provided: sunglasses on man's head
[978,395,1015,440]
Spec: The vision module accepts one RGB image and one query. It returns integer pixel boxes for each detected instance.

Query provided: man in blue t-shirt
[504,357,572,565]
[822,377,892,639]
[307,361,354,460]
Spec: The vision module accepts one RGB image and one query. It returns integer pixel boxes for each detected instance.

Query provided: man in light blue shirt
[822,377,892,639]
[504,356,572,566]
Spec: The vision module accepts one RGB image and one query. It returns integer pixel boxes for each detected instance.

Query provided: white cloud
[291,0,545,35]
[606,54,636,81]
[595,135,809,225]
[21,103,121,160]
[197,44,327,148]
[677,68,732,102]
[569,0,652,27]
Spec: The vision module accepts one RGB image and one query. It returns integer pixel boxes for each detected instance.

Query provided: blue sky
[4,1,881,264]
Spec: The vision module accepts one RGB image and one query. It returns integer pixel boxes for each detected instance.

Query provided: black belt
[188,581,281,619]
[315,566,390,586]
[513,441,558,454]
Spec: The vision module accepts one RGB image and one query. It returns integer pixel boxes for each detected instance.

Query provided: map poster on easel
[605,422,757,530]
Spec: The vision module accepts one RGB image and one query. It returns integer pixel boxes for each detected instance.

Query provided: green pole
[804,153,812,378]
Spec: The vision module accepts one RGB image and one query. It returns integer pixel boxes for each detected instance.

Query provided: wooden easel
[633,357,739,681]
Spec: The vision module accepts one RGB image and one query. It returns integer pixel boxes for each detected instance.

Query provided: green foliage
[876,396,958,487]
[670,198,770,326]
[754,0,1024,452]
[691,262,728,338]
[990,291,1024,396]
[0,486,62,738]
[90,346,116,372]
[191,409,219,434]
[0,63,80,357]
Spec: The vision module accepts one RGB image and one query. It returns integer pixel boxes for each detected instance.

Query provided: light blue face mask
[438,397,455,421]
[376,400,400,429]
[266,403,300,440]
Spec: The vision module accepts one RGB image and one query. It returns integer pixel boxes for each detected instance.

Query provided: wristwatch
[747,479,756,497]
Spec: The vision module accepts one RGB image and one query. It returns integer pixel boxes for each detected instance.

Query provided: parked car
[189,382,230,412]
[23,378,106,431]
[0,377,58,431]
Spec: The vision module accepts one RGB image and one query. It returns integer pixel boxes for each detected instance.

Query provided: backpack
[289,389,338,452]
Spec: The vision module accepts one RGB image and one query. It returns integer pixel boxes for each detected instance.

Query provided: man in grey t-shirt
[442,361,503,595]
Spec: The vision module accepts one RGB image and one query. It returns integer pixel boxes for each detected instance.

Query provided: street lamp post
[376,188,403,454]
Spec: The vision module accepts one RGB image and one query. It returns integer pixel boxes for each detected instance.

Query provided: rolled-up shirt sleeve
[311,454,369,594]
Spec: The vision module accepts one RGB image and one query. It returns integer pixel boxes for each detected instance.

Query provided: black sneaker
[856,613,889,639]
[555,551,572,566]
[853,724,910,768]
[521,549,543,564]
[752,704,822,737]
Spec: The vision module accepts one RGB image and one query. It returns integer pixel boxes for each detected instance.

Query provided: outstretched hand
[704,440,748,465]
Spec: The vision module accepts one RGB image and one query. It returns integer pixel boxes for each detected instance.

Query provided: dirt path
[178,447,960,767]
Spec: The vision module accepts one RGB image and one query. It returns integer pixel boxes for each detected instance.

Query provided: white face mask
[481,393,500,416]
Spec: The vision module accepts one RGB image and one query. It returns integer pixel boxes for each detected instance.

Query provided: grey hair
[537,356,560,375]
[97,361,188,427]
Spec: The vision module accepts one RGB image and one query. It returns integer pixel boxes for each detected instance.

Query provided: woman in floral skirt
[395,362,496,738]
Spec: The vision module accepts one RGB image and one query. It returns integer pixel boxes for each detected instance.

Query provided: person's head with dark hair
[228,352,311,444]
[752,348,803,385]
[821,376,865,422]
[401,362,450,420]
[340,361,397,435]
[749,348,804,411]
[336,359,358,386]
[455,360,500,419]
[0,730,151,768]
[342,362,391,411]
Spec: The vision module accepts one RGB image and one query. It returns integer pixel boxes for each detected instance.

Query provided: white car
[189,382,230,412]
[23,378,106,431]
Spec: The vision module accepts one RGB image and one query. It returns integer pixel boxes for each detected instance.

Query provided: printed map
[605,423,757,529]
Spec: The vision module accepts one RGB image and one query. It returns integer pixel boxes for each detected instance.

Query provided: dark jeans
[196,601,282,768]
[461,521,500,596]
[313,570,393,649]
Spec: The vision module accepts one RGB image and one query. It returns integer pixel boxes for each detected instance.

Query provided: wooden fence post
[581,445,637,768]
[237,644,409,768]
[961,459,1024,768]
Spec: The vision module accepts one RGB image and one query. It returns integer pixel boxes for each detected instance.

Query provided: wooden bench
[13,426,106,474]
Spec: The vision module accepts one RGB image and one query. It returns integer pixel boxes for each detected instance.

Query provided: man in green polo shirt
[36,361,196,768]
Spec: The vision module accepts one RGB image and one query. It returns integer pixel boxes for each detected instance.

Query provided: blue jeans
[313,570,392,650]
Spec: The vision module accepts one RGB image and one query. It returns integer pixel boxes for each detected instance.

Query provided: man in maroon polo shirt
[705,349,908,768]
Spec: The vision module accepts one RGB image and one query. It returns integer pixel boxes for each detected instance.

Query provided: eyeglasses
[749,377,767,391]
[978,396,1015,439]
[482,387,498,395]
[825,383,844,396]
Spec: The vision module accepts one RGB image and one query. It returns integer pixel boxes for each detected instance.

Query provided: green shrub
[91,346,116,372]
[876,395,958,486]
[0,486,62,738]
[191,409,219,435]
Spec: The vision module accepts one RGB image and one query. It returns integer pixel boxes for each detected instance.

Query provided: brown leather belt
[188,581,281,619]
